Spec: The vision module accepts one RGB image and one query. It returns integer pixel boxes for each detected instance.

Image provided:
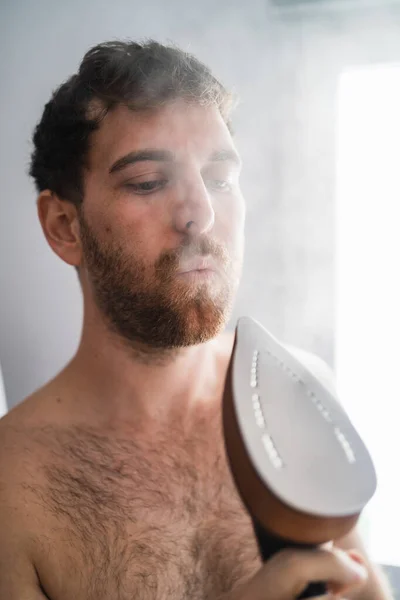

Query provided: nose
[172,178,215,236]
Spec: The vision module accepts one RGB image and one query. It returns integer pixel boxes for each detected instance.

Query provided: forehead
[87,99,236,173]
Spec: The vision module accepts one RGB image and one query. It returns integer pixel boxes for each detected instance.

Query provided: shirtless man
[0,40,393,600]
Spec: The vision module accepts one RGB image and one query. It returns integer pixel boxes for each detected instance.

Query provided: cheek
[115,218,165,265]
[235,192,246,224]
[115,199,165,238]
[95,218,121,246]
[215,196,245,244]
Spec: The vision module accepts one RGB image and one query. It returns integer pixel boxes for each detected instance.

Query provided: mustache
[155,237,230,277]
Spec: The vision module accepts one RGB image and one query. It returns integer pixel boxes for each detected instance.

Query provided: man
[0,40,392,599]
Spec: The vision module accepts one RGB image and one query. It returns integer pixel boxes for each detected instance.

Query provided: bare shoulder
[0,389,47,469]
[0,378,93,599]
[0,395,54,598]
[0,386,58,516]
[0,394,54,511]
[0,378,79,497]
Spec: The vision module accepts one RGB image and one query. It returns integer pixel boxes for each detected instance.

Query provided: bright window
[335,63,400,566]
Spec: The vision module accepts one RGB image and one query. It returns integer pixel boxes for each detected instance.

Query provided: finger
[321,541,334,551]
[310,596,335,600]
[264,547,368,599]
[311,596,350,600]
[347,549,367,567]
[328,549,368,595]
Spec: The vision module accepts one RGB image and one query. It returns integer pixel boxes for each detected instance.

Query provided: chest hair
[28,416,261,600]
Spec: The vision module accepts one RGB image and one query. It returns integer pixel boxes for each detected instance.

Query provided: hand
[223,546,368,600]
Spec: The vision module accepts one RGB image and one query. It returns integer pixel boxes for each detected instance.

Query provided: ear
[37,190,83,267]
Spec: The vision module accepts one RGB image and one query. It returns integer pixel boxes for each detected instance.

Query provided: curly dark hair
[29,39,236,207]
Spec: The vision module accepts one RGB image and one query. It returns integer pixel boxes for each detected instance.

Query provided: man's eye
[208,180,232,192]
[125,180,167,193]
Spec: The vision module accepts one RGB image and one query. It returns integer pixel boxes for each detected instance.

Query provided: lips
[177,256,216,274]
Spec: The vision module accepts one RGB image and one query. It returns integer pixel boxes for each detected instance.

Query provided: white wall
[336,63,400,567]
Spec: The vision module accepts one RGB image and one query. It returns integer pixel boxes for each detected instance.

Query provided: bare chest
[31,421,261,600]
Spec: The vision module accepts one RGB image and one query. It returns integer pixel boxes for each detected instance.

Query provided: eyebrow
[108,147,242,175]
[209,149,242,167]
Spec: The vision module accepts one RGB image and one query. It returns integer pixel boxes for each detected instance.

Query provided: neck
[63,302,226,428]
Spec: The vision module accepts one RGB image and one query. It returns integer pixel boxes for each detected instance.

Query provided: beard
[78,213,241,350]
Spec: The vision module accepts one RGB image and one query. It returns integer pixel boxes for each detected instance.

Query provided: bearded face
[73,101,245,350]
[78,210,243,349]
